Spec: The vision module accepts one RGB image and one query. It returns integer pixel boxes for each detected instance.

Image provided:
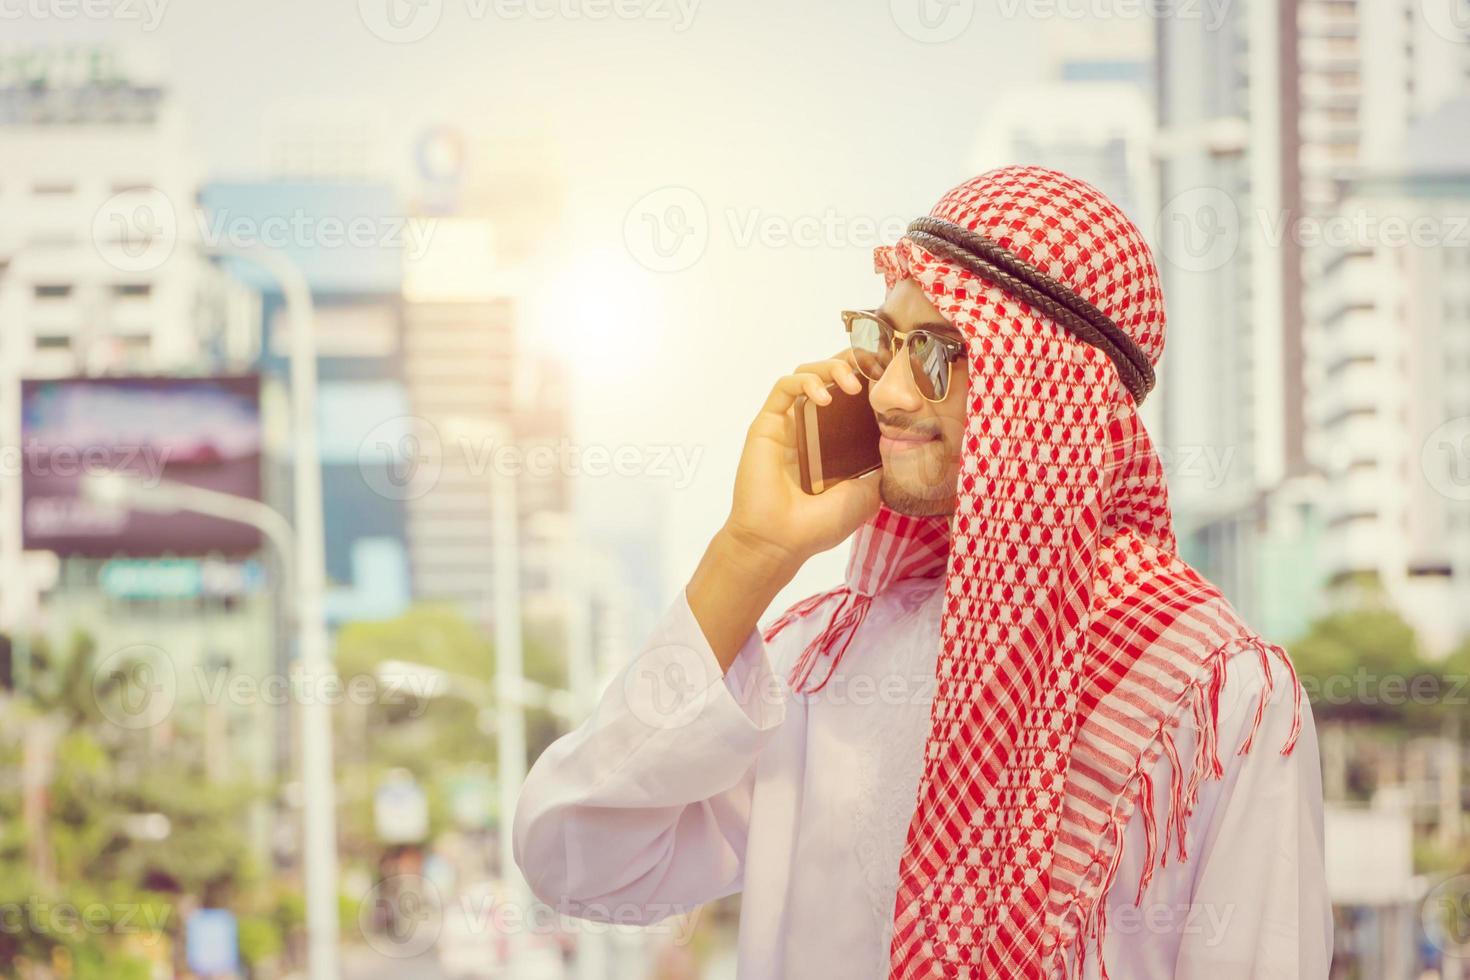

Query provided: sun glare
[525,246,658,382]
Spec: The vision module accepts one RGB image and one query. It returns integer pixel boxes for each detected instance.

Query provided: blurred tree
[0,630,279,978]
[1290,605,1442,729]
[330,604,567,867]
[1442,635,1470,690]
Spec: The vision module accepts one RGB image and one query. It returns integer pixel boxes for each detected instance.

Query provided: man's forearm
[686,526,800,674]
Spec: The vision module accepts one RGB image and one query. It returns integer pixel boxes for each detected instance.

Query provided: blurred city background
[1,0,1469,977]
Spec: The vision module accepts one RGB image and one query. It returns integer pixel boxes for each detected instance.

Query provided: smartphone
[794,377,882,495]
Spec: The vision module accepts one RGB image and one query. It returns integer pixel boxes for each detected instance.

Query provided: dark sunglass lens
[847,315,891,381]
[907,332,949,400]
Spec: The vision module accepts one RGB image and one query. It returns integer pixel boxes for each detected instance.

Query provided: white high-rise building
[1153,0,1298,625]
[1157,0,1470,640]
[0,46,259,378]
[1296,1,1470,650]
[1308,101,1470,655]
[1298,0,1470,213]
[970,73,1156,215]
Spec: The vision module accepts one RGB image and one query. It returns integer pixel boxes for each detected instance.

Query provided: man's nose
[868,346,924,416]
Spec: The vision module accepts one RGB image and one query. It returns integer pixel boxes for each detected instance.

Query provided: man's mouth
[878,425,939,455]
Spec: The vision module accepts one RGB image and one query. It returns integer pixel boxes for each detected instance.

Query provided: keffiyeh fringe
[761,508,951,697]
[763,588,877,695]
[1062,635,1304,980]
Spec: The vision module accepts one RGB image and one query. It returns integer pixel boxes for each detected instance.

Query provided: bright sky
[11,2,1149,610]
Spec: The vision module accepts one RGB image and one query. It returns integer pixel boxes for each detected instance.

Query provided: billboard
[21,377,262,558]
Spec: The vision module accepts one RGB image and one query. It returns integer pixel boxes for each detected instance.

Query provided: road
[342,946,450,980]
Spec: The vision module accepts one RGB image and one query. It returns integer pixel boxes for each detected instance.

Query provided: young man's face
[866,279,969,516]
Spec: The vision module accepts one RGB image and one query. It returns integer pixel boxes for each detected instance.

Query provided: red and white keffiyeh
[762,166,1303,979]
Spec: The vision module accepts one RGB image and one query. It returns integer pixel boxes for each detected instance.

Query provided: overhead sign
[99,558,266,599]
[21,376,262,558]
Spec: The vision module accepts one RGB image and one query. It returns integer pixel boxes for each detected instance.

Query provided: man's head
[865,278,969,517]
[863,168,1169,521]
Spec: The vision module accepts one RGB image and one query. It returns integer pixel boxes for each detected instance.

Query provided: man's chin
[878,471,956,517]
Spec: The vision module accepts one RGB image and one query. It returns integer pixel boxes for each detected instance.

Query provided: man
[514,167,1332,978]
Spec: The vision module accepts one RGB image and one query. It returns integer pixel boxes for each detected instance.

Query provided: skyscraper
[1308,100,1470,654]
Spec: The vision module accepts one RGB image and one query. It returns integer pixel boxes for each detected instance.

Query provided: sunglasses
[842,309,967,403]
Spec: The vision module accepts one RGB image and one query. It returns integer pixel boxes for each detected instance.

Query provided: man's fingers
[751,355,867,445]
[792,356,863,395]
[830,354,863,394]
[756,372,828,423]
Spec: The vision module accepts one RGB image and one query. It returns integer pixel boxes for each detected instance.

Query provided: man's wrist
[686,525,801,673]
[713,523,802,589]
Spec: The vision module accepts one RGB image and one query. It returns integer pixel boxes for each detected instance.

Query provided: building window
[112,283,152,299]
[33,283,73,300]
[34,335,71,351]
[31,181,76,196]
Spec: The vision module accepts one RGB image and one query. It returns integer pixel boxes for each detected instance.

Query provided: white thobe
[513,575,1333,979]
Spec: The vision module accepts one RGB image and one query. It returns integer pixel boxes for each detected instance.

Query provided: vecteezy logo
[890,0,974,43]
[1422,874,1470,956]
[359,874,443,958]
[1421,416,1470,502]
[93,644,177,731]
[92,188,178,274]
[1154,186,1241,273]
[621,645,717,730]
[1421,0,1470,42]
[358,416,444,501]
[623,187,709,273]
[358,0,443,43]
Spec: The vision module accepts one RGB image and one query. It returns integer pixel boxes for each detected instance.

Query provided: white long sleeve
[512,586,788,924]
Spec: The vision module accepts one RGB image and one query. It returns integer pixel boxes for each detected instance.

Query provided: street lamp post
[436,416,536,970]
[213,244,340,980]
[488,422,530,969]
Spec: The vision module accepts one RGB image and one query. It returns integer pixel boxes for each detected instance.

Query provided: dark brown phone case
[794,378,882,495]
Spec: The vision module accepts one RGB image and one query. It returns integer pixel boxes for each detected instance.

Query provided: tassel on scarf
[1159,730,1186,866]
[1091,814,1129,980]
[1066,634,1307,980]
[784,590,875,695]
[1269,641,1304,755]
[1134,769,1157,908]
[760,585,845,644]
[1237,641,1276,755]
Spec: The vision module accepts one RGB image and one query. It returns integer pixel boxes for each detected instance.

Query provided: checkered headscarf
[762,167,1303,978]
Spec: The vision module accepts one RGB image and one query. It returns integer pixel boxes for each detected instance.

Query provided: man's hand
[724,350,882,572]
[687,352,882,672]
